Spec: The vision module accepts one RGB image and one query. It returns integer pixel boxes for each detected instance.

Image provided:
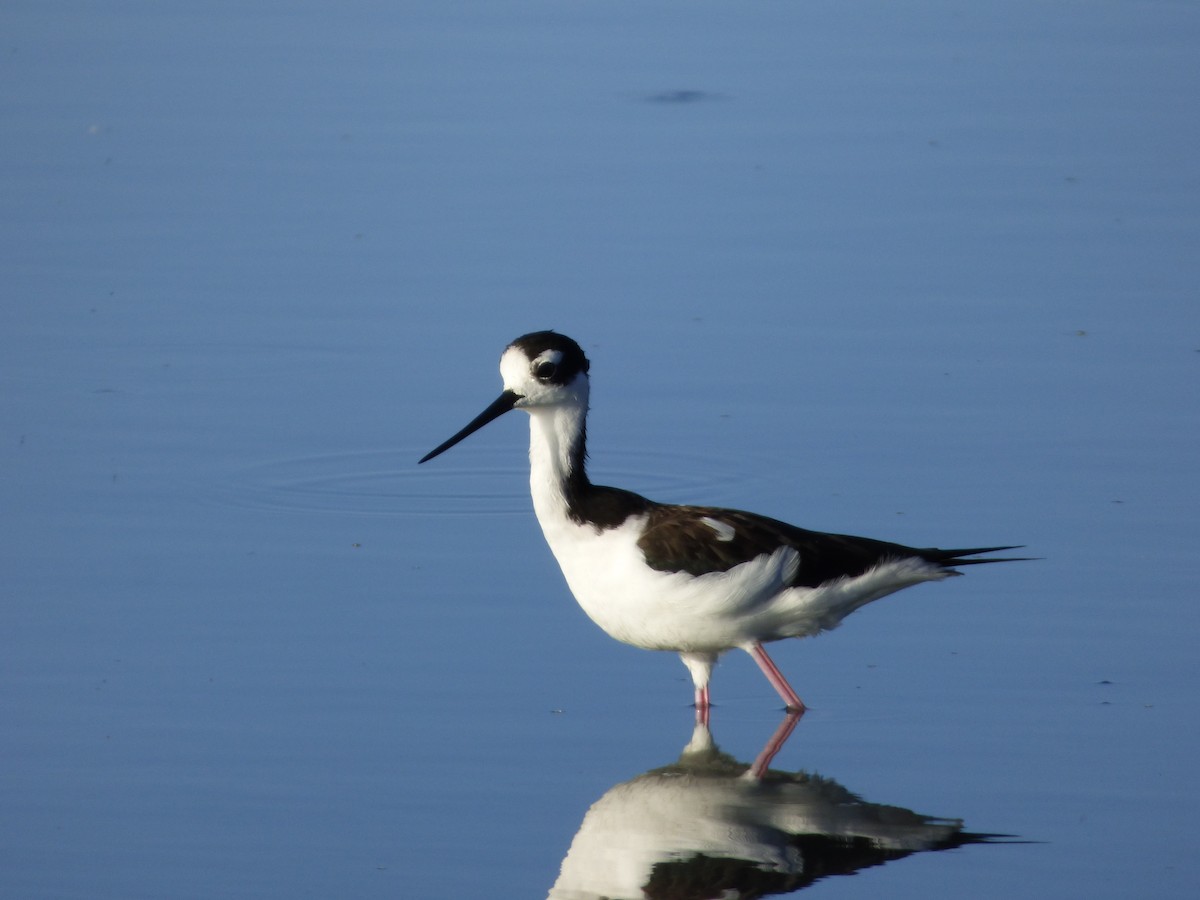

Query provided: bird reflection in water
[549,713,1007,899]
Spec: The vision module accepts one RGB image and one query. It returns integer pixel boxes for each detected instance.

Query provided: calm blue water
[3,2,1197,897]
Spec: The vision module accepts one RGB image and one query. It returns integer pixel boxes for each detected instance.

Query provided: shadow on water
[548,714,1015,899]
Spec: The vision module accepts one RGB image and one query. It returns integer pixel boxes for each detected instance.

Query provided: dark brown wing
[637,505,1023,588]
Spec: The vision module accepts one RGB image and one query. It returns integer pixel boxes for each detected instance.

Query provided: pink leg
[681,653,716,716]
[693,685,711,727]
[748,711,803,779]
[746,641,806,712]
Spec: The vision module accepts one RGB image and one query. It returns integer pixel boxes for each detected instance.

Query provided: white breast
[535,512,807,652]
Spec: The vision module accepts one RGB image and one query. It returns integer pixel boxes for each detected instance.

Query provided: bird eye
[534,360,558,380]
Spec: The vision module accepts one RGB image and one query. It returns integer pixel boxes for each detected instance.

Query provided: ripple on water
[206,445,766,518]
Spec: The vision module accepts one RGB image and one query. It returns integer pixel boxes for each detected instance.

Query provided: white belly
[537,514,951,653]
[538,515,807,652]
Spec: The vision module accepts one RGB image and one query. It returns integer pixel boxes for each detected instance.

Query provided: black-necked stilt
[420,331,1022,712]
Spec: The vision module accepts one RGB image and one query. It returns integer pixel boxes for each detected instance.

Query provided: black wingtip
[936,545,1037,567]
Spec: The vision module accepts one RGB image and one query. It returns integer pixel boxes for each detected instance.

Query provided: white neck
[527,404,586,530]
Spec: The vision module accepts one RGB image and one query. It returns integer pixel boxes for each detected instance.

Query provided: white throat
[526,403,586,527]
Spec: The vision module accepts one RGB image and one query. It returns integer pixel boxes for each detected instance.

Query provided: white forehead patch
[536,350,564,367]
[700,516,736,542]
[499,346,528,388]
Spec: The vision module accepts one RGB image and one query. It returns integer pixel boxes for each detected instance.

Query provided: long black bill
[419,390,520,464]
